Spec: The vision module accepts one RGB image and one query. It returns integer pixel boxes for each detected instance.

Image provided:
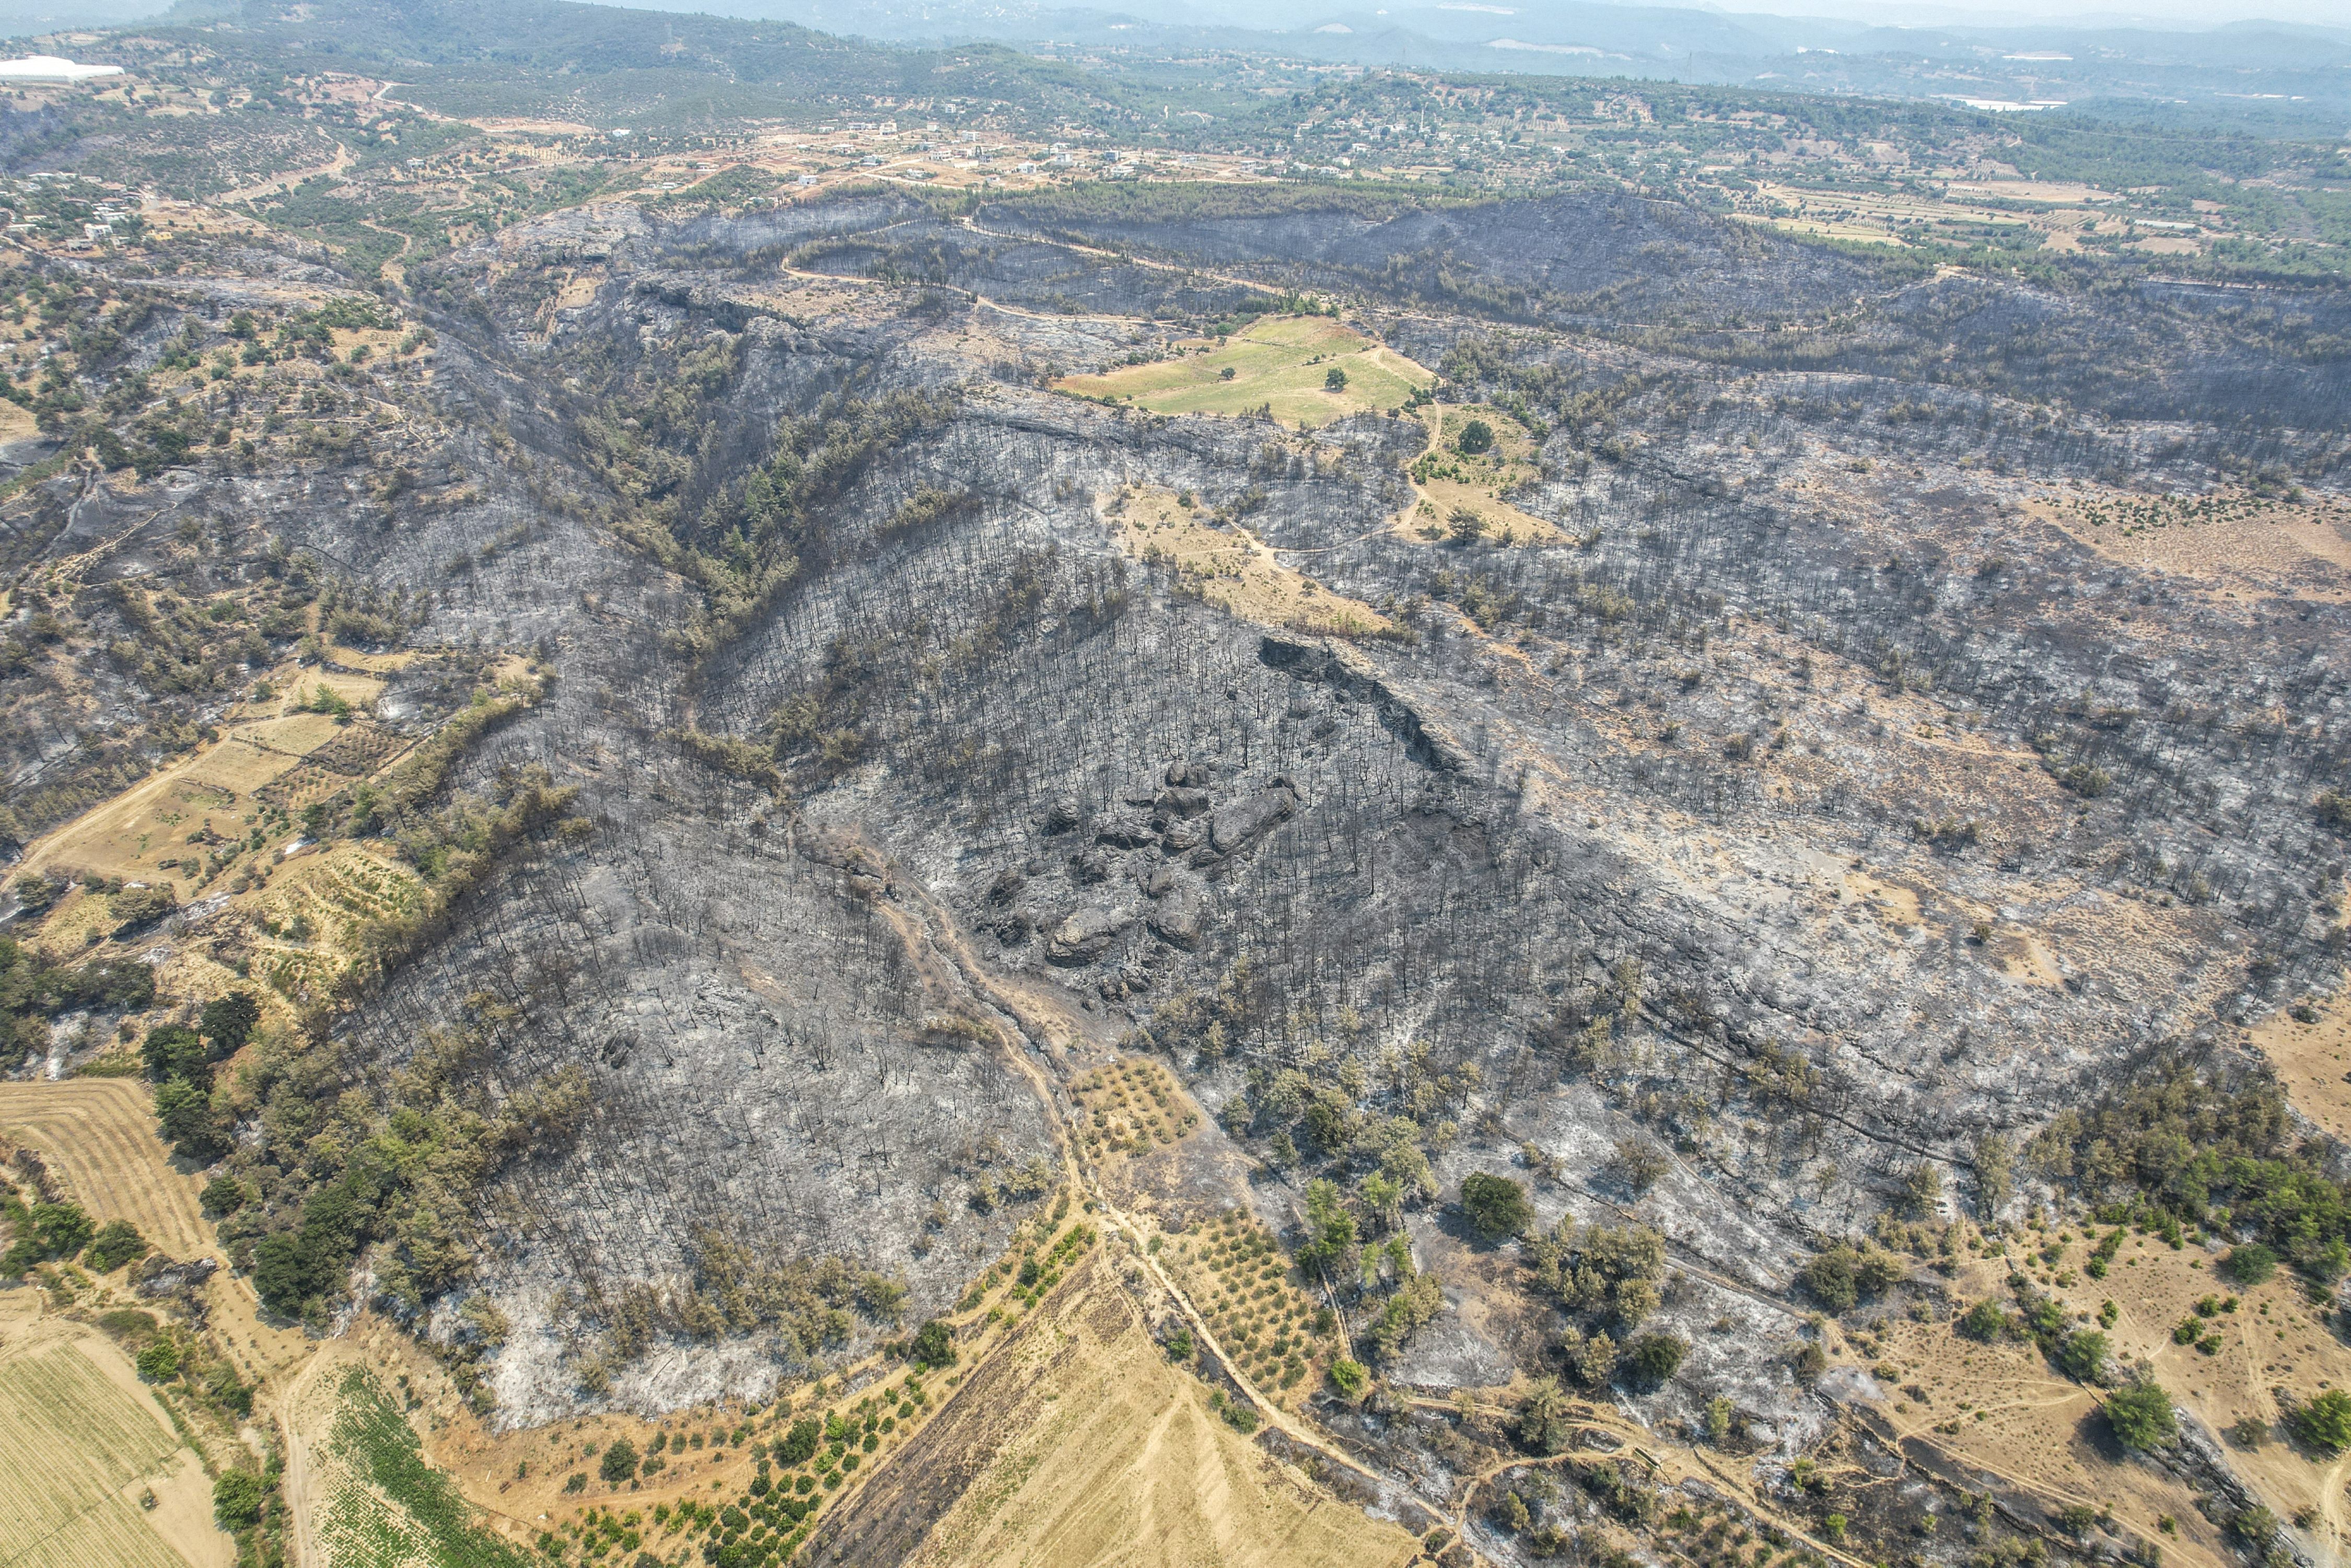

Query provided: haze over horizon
[0,0,2346,43]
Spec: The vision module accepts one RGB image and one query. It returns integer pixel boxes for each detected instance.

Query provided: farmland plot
[0,1337,205,1568]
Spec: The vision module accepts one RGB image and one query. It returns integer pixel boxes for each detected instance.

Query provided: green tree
[154,1077,226,1160]
[249,1233,301,1313]
[213,1469,264,1530]
[1897,1162,1943,1218]
[1625,1332,1689,1389]
[1301,1178,1358,1270]
[907,1318,957,1370]
[200,1176,248,1216]
[1460,1172,1533,1240]
[2221,1244,2276,1286]
[1705,1395,1734,1444]
[1328,1357,1368,1398]
[776,1418,821,1466]
[1324,366,1348,391]
[199,991,262,1054]
[599,1436,639,1484]
[2056,1328,2111,1384]
[2105,1381,2175,1450]
[2294,1388,2351,1454]
[1457,419,1494,455]
[1515,1375,1574,1454]
[141,1024,207,1086]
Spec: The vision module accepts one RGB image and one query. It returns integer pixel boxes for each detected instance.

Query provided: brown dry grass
[1107,486,1397,638]
[826,1249,1418,1568]
[1837,1232,2351,1568]
[2250,991,2351,1143]
[2028,485,2351,605]
[1402,404,1566,548]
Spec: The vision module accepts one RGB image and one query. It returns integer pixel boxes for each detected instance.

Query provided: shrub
[2293,1388,2351,1454]
[1,1200,92,1274]
[1956,1300,2011,1342]
[1460,1172,1533,1240]
[109,883,177,933]
[2105,1381,2175,1451]
[213,1469,264,1530]
[2220,1244,2276,1286]
[1798,1244,1900,1311]
[1328,1357,1368,1397]
[83,1219,147,1273]
[136,1339,181,1382]
[600,1436,639,1483]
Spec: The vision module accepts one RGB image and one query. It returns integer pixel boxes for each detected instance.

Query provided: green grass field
[1057,316,1432,428]
[0,1343,189,1568]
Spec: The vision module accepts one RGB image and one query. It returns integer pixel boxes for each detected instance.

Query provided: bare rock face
[95,189,2341,1427]
[1048,904,1135,965]
[1206,782,1298,858]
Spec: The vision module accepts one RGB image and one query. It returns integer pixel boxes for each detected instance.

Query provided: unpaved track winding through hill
[879,870,1426,1514]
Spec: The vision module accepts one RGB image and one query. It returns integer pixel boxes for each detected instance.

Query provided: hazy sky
[1706,0,2347,28]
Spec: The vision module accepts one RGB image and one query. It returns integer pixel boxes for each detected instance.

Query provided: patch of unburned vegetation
[1107,486,1398,639]
[1057,314,1430,428]
[1404,403,1564,547]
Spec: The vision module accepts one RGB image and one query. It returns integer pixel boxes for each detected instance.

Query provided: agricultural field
[0,1078,211,1258]
[306,1364,533,1568]
[1105,485,1399,640]
[19,672,390,892]
[0,1302,228,1568]
[1056,315,1431,428]
[1072,1056,1203,1160]
[815,1244,1420,1568]
[1167,1211,1343,1411]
